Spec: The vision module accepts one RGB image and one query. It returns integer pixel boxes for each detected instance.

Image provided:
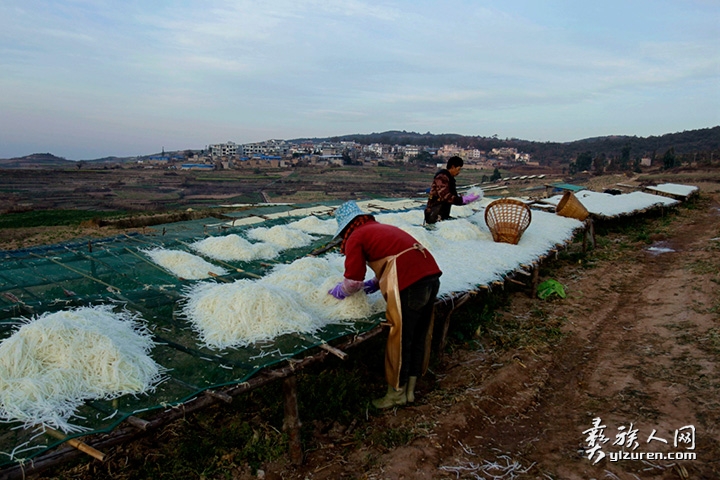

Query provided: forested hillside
[294,126,720,166]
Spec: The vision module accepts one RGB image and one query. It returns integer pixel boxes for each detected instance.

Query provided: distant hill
[0,153,163,169]
[0,153,76,169]
[291,126,720,165]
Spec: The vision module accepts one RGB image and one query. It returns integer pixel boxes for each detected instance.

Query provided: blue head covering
[333,201,367,238]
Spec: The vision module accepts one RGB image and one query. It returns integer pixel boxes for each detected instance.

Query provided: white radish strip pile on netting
[432,218,489,242]
[144,248,228,280]
[428,209,581,294]
[181,280,316,349]
[376,210,425,228]
[0,305,164,433]
[246,225,316,250]
[544,190,679,218]
[450,201,485,218]
[264,256,384,321]
[285,216,337,236]
[183,205,581,348]
[182,255,384,350]
[645,183,698,197]
[191,234,281,262]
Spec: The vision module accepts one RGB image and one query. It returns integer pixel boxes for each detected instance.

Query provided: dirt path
[274,193,719,480]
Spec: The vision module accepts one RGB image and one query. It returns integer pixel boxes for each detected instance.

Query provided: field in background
[0,164,547,214]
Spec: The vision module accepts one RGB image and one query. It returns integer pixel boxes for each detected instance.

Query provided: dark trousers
[398,275,440,385]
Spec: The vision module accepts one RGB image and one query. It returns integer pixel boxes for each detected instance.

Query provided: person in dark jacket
[424,156,479,224]
[328,201,442,408]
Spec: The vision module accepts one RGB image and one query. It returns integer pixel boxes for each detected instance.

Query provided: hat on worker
[333,200,368,238]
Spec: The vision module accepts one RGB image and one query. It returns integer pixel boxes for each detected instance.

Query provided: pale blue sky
[1,0,718,160]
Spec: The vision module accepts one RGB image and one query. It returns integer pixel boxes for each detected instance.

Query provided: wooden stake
[126,416,150,431]
[318,342,348,360]
[282,376,303,465]
[205,390,233,404]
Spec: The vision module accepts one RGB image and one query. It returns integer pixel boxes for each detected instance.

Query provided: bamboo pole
[29,253,121,293]
[44,428,105,462]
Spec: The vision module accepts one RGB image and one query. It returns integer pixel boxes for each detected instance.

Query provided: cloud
[0,0,718,158]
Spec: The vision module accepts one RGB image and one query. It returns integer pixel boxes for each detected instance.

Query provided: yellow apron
[368,243,429,389]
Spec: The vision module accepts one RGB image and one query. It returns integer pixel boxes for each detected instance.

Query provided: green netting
[0,205,382,467]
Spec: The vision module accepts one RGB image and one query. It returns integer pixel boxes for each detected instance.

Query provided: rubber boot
[372,385,407,409]
[406,376,418,403]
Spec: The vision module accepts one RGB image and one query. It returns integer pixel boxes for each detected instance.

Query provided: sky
[1,1,718,160]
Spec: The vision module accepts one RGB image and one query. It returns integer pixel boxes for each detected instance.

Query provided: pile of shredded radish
[182,256,384,350]
[181,201,583,349]
[544,190,679,217]
[191,234,280,262]
[0,306,163,433]
[246,225,316,249]
[285,216,337,236]
[144,248,228,279]
[375,210,425,227]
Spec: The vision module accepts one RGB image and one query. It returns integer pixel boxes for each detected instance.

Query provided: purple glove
[462,193,480,204]
[363,277,380,294]
[328,282,348,300]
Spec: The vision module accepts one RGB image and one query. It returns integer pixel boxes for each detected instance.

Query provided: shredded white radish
[285,216,337,236]
[246,225,316,249]
[191,234,280,262]
[431,218,489,242]
[144,248,228,280]
[376,210,425,228]
[645,183,698,197]
[0,306,163,433]
[182,255,383,350]
[181,280,317,349]
[180,195,609,348]
[451,202,484,218]
[265,256,382,321]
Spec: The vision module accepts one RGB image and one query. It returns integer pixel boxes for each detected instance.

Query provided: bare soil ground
[2,168,718,479]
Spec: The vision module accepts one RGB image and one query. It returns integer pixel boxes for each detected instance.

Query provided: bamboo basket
[484,198,532,245]
[555,191,589,221]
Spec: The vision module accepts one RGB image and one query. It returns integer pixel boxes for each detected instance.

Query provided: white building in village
[209,142,241,157]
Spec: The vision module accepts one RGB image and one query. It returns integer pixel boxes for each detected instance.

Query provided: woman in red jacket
[329,201,442,408]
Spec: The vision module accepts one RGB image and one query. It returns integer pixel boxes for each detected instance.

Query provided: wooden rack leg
[583,218,596,251]
[283,375,303,465]
[531,265,540,298]
[438,307,457,353]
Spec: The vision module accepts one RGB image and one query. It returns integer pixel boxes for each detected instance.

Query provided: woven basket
[484,198,532,245]
[555,191,589,221]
